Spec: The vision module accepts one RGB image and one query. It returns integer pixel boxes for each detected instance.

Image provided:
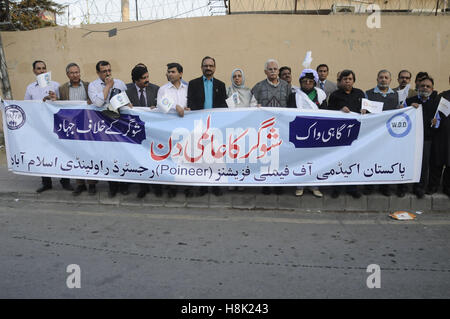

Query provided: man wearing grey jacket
[251,59,291,107]
[316,64,338,98]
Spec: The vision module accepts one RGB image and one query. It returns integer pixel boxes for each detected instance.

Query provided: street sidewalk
[0,161,448,212]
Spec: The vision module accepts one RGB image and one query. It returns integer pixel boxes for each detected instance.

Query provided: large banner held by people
[1,100,423,186]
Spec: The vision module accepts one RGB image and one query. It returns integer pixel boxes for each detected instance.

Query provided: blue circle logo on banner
[5,105,26,130]
[386,112,412,138]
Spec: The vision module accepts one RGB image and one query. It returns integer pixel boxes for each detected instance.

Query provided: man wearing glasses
[405,77,440,199]
[88,60,129,198]
[186,56,227,197]
[187,56,227,111]
[252,59,292,195]
[88,60,127,108]
[59,62,97,196]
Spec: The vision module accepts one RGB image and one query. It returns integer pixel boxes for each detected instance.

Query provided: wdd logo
[386,113,411,138]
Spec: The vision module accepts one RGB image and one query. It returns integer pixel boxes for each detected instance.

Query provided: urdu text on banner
[1,101,423,186]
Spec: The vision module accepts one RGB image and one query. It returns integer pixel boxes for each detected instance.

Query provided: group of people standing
[23,57,450,200]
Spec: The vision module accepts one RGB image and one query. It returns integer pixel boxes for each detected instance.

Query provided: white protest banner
[1,101,423,186]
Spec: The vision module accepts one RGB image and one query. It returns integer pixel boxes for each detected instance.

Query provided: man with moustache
[187,56,227,197]
[363,70,400,197]
[125,65,161,199]
[149,62,190,199]
[24,60,72,193]
[252,59,291,108]
[328,69,365,199]
[405,77,440,199]
[187,56,227,110]
[279,66,298,93]
[430,75,450,197]
[126,65,159,108]
[88,60,129,198]
[252,59,291,195]
[316,64,338,98]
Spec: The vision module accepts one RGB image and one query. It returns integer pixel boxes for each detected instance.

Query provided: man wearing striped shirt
[58,62,97,196]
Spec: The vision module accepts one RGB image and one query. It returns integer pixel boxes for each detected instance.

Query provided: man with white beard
[363,70,401,197]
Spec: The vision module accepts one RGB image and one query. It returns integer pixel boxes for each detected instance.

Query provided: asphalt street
[0,200,449,299]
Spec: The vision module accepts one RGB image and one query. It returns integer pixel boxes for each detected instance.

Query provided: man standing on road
[24,60,72,193]
[88,60,129,198]
[252,59,291,108]
[59,62,97,196]
[316,64,338,98]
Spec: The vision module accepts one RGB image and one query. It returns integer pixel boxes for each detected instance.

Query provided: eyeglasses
[100,69,112,74]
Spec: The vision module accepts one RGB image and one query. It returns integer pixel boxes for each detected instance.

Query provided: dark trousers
[414,140,432,192]
[109,181,129,192]
[42,177,70,186]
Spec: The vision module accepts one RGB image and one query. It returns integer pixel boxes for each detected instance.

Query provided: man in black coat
[327,69,364,199]
[428,75,450,196]
[187,56,227,110]
[404,77,440,199]
[126,65,159,108]
[186,56,227,197]
[126,65,161,199]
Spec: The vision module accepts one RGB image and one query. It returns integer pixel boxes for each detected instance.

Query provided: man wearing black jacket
[187,56,227,110]
[428,76,450,196]
[327,70,364,199]
[186,56,227,197]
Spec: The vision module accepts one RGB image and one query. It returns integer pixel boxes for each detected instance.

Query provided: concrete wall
[1,14,450,101]
[230,0,441,12]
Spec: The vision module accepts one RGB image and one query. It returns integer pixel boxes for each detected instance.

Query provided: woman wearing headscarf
[227,69,257,192]
[227,68,258,107]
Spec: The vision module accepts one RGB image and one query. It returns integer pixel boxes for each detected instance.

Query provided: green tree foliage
[2,0,66,30]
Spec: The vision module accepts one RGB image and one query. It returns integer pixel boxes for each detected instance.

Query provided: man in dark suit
[316,64,338,99]
[126,65,159,108]
[186,56,227,197]
[125,65,161,199]
[187,56,227,110]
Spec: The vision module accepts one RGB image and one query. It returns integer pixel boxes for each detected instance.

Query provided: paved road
[1,200,449,299]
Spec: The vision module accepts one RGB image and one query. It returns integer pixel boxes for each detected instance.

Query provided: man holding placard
[428,76,450,196]
[327,70,364,199]
[24,60,70,193]
[24,60,60,102]
[363,70,400,197]
[126,65,159,109]
[405,77,440,199]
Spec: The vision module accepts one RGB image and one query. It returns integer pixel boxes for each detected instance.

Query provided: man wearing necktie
[125,66,161,198]
[126,66,159,108]
[316,64,338,99]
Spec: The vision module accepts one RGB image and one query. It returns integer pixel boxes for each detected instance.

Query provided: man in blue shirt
[187,56,227,110]
[186,56,227,197]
